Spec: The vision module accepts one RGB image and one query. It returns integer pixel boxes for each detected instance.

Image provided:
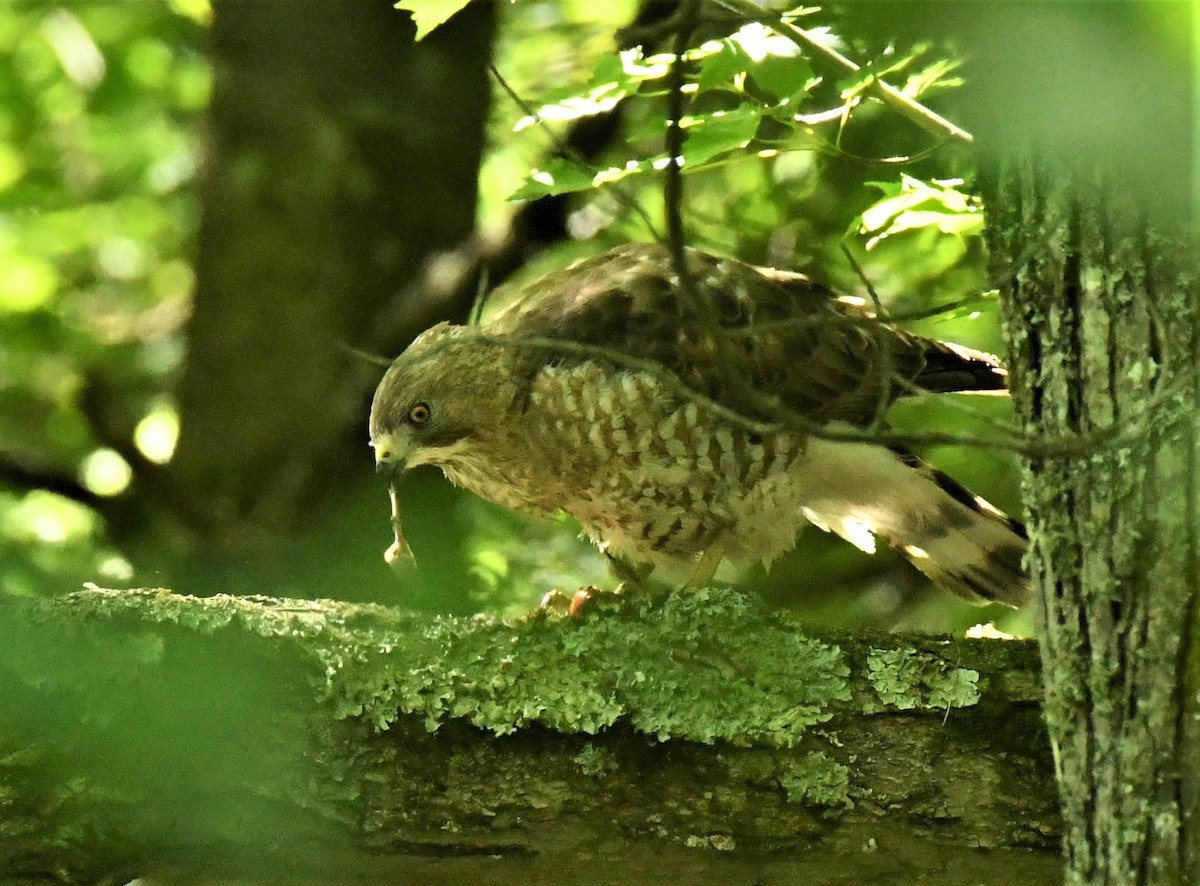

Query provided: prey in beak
[383,480,414,568]
[370,433,414,567]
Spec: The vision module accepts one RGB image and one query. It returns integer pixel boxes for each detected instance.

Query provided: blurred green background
[0,0,1077,635]
[1,0,206,594]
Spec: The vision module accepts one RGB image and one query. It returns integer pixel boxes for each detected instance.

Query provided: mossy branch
[0,587,1060,885]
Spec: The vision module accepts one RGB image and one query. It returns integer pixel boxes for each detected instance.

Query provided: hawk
[369,243,1028,606]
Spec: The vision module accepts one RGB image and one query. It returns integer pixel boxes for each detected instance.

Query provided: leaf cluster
[0,2,208,596]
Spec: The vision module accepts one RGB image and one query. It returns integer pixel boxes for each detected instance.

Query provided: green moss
[864,647,980,711]
[46,587,852,746]
[61,585,357,637]
[329,587,852,746]
[684,833,737,850]
[778,751,852,812]
[573,743,614,777]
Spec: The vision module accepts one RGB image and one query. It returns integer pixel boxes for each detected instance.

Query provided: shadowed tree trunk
[987,154,1199,885]
[169,0,496,539]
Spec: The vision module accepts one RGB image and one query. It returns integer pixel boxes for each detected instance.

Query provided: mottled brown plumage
[370,244,1028,605]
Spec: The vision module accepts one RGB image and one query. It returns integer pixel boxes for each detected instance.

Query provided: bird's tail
[796,439,1029,606]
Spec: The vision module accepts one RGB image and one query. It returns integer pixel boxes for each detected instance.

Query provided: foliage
[461,1,1025,629]
[0,1,207,595]
[394,0,475,41]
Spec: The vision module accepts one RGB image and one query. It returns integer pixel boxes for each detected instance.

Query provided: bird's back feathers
[489,243,1008,427]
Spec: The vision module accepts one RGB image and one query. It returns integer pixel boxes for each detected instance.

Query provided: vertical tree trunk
[170,0,495,538]
[951,4,1200,880]
[985,157,1200,882]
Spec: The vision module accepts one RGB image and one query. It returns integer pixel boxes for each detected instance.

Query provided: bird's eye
[408,402,431,425]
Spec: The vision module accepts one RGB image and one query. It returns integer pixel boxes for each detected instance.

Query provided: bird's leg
[684,545,725,589]
[605,552,654,591]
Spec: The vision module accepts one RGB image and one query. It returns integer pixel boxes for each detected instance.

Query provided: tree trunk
[169,0,496,539]
[0,587,1059,885]
[948,4,1200,881]
[985,156,1200,885]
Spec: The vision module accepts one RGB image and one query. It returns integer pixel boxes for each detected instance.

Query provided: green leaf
[695,40,745,93]
[680,106,762,166]
[516,47,676,130]
[838,50,920,101]
[693,24,817,104]
[729,21,801,64]
[508,158,598,200]
[394,0,473,40]
[747,55,815,103]
[511,104,768,201]
[514,78,628,130]
[857,175,983,249]
[902,57,963,99]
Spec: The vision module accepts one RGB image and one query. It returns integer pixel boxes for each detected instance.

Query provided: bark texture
[951,4,1200,882]
[0,588,1059,885]
[986,158,1200,884]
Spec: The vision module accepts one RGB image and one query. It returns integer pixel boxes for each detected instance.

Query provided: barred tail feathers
[795,439,1029,606]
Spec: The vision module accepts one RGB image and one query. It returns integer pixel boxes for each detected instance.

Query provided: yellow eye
[408,402,431,425]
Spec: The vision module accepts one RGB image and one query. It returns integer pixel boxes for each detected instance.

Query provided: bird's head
[369,322,511,474]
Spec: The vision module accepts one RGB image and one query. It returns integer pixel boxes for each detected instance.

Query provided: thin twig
[663,0,701,291]
[487,332,784,435]
[461,328,1185,460]
[712,0,974,144]
[661,1,760,409]
[889,292,1001,324]
[338,341,392,367]
[489,63,662,241]
[660,0,762,421]
[841,244,894,431]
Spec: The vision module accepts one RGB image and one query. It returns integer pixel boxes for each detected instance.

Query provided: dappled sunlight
[79,447,132,497]
[5,488,96,544]
[134,402,179,465]
[0,0,207,595]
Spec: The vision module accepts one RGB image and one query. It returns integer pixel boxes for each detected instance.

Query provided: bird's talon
[538,587,602,617]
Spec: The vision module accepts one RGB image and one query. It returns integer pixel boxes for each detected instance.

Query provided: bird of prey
[369,243,1028,606]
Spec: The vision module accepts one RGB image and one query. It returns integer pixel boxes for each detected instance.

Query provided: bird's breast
[433,360,809,570]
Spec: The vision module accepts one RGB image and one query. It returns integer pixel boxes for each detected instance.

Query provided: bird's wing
[487,243,1006,426]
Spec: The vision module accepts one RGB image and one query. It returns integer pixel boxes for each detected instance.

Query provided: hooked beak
[372,432,407,475]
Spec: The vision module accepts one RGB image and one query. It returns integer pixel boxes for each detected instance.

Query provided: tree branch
[0,587,1060,884]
